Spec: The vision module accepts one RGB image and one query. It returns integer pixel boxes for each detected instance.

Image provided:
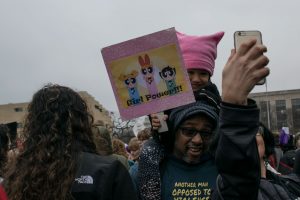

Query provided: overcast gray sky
[0,0,299,111]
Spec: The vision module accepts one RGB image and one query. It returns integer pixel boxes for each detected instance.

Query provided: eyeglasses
[179,127,212,140]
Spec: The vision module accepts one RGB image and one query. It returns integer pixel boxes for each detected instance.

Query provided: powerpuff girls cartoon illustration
[159,66,177,95]
[119,70,141,103]
[138,54,159,96]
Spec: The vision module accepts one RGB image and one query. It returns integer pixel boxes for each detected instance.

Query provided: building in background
[0,102,28,131]
[249,89,300,134]
[0,91,112,135]
[78,91,112,127]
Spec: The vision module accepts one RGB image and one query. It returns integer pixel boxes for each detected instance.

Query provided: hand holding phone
[222,31,269,105]
[234,31,266,85]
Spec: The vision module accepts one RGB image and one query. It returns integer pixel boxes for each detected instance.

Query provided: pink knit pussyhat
[176,31,225,76]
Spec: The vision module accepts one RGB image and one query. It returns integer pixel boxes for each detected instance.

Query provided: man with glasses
[137,86,224,200]
[161,95,219,199]
[137,38,269,200]
[137,83,222,199]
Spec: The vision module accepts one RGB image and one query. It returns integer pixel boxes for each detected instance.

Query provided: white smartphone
[234,30,265,85]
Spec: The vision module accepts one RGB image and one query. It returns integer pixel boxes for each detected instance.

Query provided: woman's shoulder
[112,154,130,170]
[74,152,127,184]
[80,152,120,167]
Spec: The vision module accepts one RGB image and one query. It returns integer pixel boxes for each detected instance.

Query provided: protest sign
[101,27,195,120]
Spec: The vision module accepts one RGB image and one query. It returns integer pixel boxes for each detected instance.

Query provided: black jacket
[215,101,261,200]
[215,101,300,199]
[72,152,138,200]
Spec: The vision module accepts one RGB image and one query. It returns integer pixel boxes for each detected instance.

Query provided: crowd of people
[0,29,299,200]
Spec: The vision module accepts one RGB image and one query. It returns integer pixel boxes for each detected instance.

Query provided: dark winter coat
[72,152,138,200]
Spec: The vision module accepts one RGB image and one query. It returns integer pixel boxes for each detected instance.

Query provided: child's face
[187,69,210,91]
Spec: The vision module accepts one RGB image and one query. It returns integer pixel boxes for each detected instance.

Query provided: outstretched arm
[215,38,269,200]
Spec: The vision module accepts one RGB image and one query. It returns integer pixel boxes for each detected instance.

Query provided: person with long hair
[3,84,137,200]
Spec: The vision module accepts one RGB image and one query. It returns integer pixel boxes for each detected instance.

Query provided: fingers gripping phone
[234,30,265,85]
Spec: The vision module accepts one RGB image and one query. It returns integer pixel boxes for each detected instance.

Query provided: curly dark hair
[4,84,97,200]
[0,124,9,176]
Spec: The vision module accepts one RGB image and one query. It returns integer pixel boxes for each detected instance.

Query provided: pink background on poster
[101,27,195,120]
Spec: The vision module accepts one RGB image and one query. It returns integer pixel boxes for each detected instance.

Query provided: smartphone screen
[234,31,265,85]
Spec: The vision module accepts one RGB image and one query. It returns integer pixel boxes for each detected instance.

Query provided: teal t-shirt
[161,155,218,200]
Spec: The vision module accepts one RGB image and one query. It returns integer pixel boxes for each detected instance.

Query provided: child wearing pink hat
[151,31,224,130]
[176,31,224,91]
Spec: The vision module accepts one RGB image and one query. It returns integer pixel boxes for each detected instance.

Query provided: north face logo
[75,175,93,184]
